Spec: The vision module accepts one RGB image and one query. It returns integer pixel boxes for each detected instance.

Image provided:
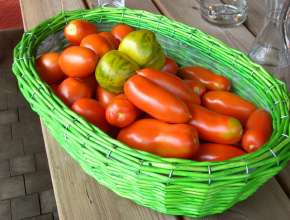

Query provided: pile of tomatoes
[36,19,273,162]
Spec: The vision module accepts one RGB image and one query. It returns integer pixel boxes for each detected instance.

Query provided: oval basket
[12,7,290,218]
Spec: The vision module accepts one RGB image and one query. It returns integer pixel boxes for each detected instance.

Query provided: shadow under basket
[12,7,290,218]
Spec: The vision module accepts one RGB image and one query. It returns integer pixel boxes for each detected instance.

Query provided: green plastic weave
[12,7,290,218]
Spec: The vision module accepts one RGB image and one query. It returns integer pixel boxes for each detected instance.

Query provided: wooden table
[19,0,290,219]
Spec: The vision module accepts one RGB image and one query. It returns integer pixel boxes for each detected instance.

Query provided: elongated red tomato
[71,98,110,132]
[124,75,191,123]
[58,78,93,106]
[106,95,140,128]
[118,119,199,159]
[194,143,245,162]
[189,104,243,144]
[77,74,98,97]
[242,109,272,152]
[179,66,231,91]
[112,24,134,42]
[80,34,113,57]
[96,86,117,108]
[161,57,178,74]
[137,68,200,105]
[98,32,119,48]
[184,79,207,97]
[202,91,256,125]
[64,20,97,45]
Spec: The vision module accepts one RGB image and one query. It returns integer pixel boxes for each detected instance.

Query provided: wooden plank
[153,0,290,219]
[20,0,177,219]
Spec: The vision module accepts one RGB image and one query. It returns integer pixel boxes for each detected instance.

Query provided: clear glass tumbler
[200,0,248,27]
[90,0,125,7]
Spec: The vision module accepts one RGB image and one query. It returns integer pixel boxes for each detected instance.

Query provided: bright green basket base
[12,7,290,217]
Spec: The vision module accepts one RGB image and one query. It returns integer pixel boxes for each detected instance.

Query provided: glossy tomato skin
[58,78,92,106]
[194,143,245,162]
[112,24,134,42]
[124,75,191,123]
[189,104,243,144]
[98,32,119,48]
[137,68,200,105]
[36,52,66,84]
[183,79,207,97]
[179,66,231,91]
[242,109,272,152]
[96,86,117,108]
[59,46,98,78]
[80,34,113,57]
[161,57,178,75]
[106,95,140,128]
[118,119,199,159]
[77,74,98,97]
[202,91,256,125]
[71,98,110,132]
[64,20,97,45]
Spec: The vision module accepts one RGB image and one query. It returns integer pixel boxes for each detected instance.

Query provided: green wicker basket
[12,7,290,218]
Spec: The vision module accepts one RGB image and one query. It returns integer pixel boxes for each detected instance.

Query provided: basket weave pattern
[12,8,290,217]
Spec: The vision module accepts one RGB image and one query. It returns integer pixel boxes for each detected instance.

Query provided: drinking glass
[200,0,248,27]
[90,0,125,7]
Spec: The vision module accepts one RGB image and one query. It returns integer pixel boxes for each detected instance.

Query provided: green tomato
[96,50,139,93]
[145,45,165,70]
[118,30,165,69]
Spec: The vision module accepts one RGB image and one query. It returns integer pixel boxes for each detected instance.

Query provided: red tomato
[71,98,109,132]
[183,79,207,97]
[64,20,97,45]
[59,46,98,78]
[77,75,98,98]
[96,86,117,108]
[58,78,93,106]
[80,34,113,57]
[194,143,245,162]
[124,75,191,123]
[35,52,65,84]
[242,109,272,152]
[202,91,256,125]
[98,32,119,48]
[50,84,59,94]
[106,95,140,128]
[179,66,231,91]
[137,68,200,105]
[112,24,134,42]
[189,104,243,144]
[161,57,178,74]
[118,119,199,159]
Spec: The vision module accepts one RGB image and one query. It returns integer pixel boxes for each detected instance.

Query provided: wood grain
[20,0,177,219]
[245,0,266,36]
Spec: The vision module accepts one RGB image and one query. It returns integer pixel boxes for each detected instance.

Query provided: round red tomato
[161,57,178,75]
[36,52,65,84]
[96,86,117,108]
[64,20,97,45]
[106,95,139,128]
[59,46,98,78]
[80,34,113,57]
[71,98,110,132]
[112,24,134,42]
[77,74,98,97]
[98,32,119,48]
[58,78,93,106]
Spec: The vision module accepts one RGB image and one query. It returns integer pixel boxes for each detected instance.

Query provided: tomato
[137,68,200,105]
[112,24,134,42]
[59,46,98,78]
[96,86,117,107]
[50,84,59,94]
[189,104,243,144]
[118,119,199,159]
[194,143,245,162]
[64,19,97,45]
[36,52,65,84]
[202,91,256,125]
[58,78,93,106]
[124,75,191,123]
[77,74,98,97]
[106,95,140,128]
[161,57,178,74]
[179,66,231,91]
[80,34,113,57]
[242,109,272,152]
[184,79,207,97]
[98,32,119,48]
[71,98,110,132]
